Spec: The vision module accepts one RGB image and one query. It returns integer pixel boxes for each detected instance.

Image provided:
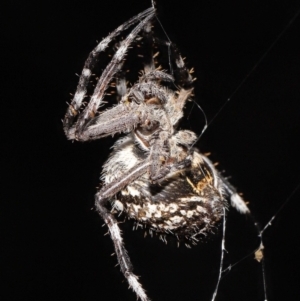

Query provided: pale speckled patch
[113,200,124,211]
[169,204,178,213]
[154,211,162,218]
[170,215,183,224]
[186,210,195,218]
[196,205,207,213]
[127,185,141,197]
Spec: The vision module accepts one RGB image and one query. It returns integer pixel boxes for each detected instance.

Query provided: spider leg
[64,7,154,133]
[140,20,176,82]
[148,129,197,183]
[152,37,194,89]
[95,160,151,301]
[95,200,150,301]
[148,129,170,179]
[140,70,174,82]
[64,7,155,138]
[148,129,195,183]
[202,155,250,214]
[219,175,250,214]
[150,156,192,183]
[75,13,155,136]
[116,70,127,101]
[142,21,155,73]
[171,44,194,89]
[98,160,150,199]
[66,102,146,141]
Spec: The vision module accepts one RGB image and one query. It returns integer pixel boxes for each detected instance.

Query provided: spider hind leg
[95,195,150,301]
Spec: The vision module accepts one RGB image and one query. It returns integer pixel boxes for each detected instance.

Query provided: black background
[2,0,300,300]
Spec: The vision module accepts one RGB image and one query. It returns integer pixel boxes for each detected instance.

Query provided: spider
[63,6,250,301]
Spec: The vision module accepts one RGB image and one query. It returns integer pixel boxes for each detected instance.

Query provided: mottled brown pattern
[117,153,226,242]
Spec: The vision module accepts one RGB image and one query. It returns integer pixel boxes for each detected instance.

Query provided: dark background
[2,0,300,300]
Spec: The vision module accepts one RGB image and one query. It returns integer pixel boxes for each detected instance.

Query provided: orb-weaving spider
[63,6,249,301]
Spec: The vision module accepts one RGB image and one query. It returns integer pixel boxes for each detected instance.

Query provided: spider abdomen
[113,152,227,242]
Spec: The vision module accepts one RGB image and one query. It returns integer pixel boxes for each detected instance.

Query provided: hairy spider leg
[151,36,194,90]
[142,21,155,73]
[70,102,146,141]
[95,161,151,301]
[200,156,249,214]
[64,8,156,139]
[127,19,175,104]
[220,176,250,214]
[75,12,156,136]
[170,44,194,90]
[115,68,127,101]
[116,19,174,103]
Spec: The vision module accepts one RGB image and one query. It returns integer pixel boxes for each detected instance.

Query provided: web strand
[206,7,300,132]
[221,183,300,300]
[211,207,227,301]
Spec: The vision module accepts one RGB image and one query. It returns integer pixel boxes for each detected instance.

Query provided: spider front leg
[147,129,191,182]
[64,9,155,140]
[71,102,147,141]
[146,89,194,182]
[64,8,155,133]
[95,160,151,301]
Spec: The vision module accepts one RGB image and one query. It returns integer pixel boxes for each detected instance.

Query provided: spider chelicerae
[63,6,249,301]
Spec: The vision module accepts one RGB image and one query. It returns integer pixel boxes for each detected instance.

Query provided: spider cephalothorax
[64,6,249,301]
